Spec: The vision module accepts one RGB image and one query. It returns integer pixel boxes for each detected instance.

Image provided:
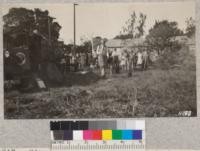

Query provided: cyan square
[122,130,133,140]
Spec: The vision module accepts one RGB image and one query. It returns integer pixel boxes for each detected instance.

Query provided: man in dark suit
[29,29,43,74]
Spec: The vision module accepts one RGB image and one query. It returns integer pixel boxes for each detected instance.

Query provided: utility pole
[73,3,78,55]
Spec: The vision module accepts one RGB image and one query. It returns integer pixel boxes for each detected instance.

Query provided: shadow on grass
[63,71,101,87]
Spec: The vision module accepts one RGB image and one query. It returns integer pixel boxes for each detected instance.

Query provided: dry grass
[4,46,196,119]
[4,67,196,119]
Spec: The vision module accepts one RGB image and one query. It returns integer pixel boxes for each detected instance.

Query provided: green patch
[112,130,122,140]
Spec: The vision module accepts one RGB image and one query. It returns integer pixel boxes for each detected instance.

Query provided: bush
[155,45,195,70]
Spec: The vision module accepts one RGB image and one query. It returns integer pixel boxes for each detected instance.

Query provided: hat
[33,29,39,34]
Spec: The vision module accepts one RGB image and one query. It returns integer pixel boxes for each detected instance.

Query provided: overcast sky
[3,1,195,44]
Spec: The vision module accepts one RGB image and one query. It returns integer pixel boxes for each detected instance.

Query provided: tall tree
[3,8,35,33]
[76,41,92,54]
[3,7,62,48]
[92,36,102,50]
[115,11,146,39]
[146,20,183,53]
[3,8,35,48]
[185,17,195,37]
[34,8,61,41]
[135,13,147,38]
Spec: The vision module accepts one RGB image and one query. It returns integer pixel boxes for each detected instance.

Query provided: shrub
[155,45,195,70]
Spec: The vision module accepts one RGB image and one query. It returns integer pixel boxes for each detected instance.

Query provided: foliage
[64,44,74,54]
[3,7,62,48]
[76,41,91,53]
[90,36,107,50]
[185,17,195,37]
[135,13,146,38]
[115,11,146,39]
[114,34,133,39]
[3,8,35,33]
[155,45,195,70]
[92,36,102,50]
[3,8,35,47]
[146,20,183,53]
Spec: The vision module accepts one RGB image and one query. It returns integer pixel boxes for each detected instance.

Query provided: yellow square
[102,130,112,140]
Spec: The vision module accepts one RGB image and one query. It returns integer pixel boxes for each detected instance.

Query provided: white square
[50,131,54,140]
[73,130,83,140]
[135,120,145,130]
[125,120,136,129]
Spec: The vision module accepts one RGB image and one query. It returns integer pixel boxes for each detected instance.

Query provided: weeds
[4,46,196,118]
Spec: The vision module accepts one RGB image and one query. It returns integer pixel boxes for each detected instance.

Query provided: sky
[3,1,195,45]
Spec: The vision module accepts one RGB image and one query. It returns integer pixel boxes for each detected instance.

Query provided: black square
[79,121,88,130]
[50,121,60,130]
[60,121,71,130]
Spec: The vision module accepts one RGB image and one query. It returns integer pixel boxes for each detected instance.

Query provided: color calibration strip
[50,120,144,140]
[52,129,142,140]
[50,120,145,150]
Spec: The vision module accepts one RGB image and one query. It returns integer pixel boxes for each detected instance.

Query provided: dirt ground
[4,66,196,119]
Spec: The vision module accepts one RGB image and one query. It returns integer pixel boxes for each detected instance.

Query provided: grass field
[4,62,196,119]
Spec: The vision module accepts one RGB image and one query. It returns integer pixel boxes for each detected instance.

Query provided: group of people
[94,39,149,77]
[59,52,93,74]
[58,39,150,78]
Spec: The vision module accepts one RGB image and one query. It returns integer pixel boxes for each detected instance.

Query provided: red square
[92,130,102,140]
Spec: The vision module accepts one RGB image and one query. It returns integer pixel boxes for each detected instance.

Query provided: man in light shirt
[96,39,107,77]
[137,50,143,70]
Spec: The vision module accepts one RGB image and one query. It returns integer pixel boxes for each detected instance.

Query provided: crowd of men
[59,39,150,77]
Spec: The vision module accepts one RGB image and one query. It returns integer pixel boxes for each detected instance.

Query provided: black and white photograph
[3,2,196,119]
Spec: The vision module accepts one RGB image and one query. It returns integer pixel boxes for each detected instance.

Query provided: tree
[146,20,183,53]
[79,35,93,53]
[3,8,35,33]
[136,13,147,38]
[34,8,61,41]
[76,41,92,53]
[185,17,195,37]
[3,7,62,48]
[115,11,146,39]
[92,36,102,50]
[3,8,35,48]
[114,34,133,40]
[64,44,74,54]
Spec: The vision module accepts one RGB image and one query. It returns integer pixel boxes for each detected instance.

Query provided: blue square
[122,130,133,140]
[132,130,142,140]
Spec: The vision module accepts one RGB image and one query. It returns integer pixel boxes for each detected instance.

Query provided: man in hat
[29,29,43,75]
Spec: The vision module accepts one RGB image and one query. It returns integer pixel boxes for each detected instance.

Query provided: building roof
[123,38,146,47]
[105,38,146,48]
[170,35,195,46]
[186,35,195,45]
[105,39,123,48]
[170,35,189,44]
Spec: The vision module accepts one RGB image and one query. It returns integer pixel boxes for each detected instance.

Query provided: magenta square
[83,130,93,140]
